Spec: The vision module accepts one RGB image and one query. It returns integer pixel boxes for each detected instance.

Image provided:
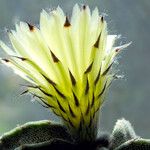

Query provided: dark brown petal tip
[12,56,27,61]
[94,33,101,48]
[84,62,93,74]
[53,86,66,99]
[69,70,76,86]
[20,90,28,95]
[97,81,107,98]
[91,93,95,108]
[57,99,66,113]
[64,16,71,27]
[72,91,79,107]
[83,5,86,10]
[115,48,120,52]
[85,79,89,95]
[85,102,90,115]
[101,16,104,22]
[102,62,113,76]
[27,23,34,31]
[50,50,59,63]
[42,74,56,86]
[68,104,76,118]
[94,67,101,85]
[2,59,10,62]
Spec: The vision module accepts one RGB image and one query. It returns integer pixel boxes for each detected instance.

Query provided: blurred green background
[0,0,150,138]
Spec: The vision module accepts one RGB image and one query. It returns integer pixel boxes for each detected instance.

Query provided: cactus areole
[0,4,130,146]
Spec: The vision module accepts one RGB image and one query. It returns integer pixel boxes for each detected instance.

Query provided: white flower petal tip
[115,41,132,52]
[0,4,130,142]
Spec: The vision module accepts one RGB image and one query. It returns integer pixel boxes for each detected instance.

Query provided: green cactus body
[0,120,72,150]
[111,118,137,149]
[114,139,150,150]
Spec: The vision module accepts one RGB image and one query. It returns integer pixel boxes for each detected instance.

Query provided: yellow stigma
[0,4,130,142]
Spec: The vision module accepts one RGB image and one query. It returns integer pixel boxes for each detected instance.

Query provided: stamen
[40,99,55,109]
[68,118,75,128]
[38,87,53,97]
[88,116,93,127]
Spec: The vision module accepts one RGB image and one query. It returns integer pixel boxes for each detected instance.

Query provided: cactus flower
[0,4,130,142]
